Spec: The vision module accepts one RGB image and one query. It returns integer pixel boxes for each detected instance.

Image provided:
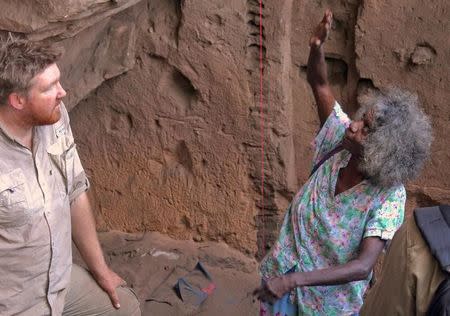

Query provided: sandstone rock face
[71,0,262,255]
[1,0,449,256]
[355,0,450,213]
[0,0,140,33]
[0,0,143,109]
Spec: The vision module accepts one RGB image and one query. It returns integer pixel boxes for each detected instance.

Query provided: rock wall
[1,0,449,256]
[0,0,142,109]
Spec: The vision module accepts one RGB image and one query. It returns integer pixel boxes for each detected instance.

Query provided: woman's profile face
[342,108,375,156]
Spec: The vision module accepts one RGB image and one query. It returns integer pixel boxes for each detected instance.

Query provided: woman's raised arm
[307,9,336,126]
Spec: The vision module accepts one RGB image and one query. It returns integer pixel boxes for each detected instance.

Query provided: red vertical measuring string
[259,0,265,255]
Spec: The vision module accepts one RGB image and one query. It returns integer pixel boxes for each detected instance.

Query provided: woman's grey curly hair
[355,87,433,187]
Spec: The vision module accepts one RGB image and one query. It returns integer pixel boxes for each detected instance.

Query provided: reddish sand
[74,231,260,315]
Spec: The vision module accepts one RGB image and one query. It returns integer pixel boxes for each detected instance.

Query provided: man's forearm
[70,191,108,277]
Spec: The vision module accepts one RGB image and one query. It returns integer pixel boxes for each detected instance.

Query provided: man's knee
[116,286,141,316]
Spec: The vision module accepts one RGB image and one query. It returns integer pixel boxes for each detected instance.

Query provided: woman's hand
[253,274,295,304]
[310,9,333,48]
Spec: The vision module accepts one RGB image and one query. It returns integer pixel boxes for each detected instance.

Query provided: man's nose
[57,82,67,98]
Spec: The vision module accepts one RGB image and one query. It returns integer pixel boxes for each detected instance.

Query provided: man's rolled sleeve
[66,136,90,202]
[69,169,90,203]
[59,103,90,202]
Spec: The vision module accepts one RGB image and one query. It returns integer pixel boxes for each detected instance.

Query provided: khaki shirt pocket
[0,169,31,228]
[47,135,76,195]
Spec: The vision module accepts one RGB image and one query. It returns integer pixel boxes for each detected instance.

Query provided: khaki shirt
[0,103,89,315]
[361,215,446,316]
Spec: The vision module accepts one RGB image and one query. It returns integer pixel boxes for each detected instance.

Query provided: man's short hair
[0,38,62,105]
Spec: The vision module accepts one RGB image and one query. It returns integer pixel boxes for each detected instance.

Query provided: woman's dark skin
[254,10,386,304]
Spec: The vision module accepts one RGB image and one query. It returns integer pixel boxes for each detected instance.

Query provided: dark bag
[414,205,450,316]
[427,278,450,316]
[173,261,216,306]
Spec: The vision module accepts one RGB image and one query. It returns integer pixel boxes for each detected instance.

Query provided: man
[0,39,140,315]
[360,205,449,315]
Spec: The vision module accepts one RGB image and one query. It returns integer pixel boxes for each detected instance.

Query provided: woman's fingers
[253,285,278,304]
[310,9,333,48]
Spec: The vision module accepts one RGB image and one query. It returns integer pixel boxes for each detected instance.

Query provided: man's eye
[44,84,56,92]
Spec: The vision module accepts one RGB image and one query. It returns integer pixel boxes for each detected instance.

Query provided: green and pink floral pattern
[260,103,405,315]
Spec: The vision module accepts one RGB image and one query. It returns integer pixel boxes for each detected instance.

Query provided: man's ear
[7,92,26,110]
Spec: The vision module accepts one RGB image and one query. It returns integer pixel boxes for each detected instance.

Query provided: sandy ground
[74,232,260,315]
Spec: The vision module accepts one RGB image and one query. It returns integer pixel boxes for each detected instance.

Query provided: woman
[254,10,433,316]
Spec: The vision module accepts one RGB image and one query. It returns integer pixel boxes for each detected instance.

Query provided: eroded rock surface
[0,0,143,109]
[355,0,450,212]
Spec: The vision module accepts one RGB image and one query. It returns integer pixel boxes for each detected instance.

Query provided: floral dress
[260,103,405,316]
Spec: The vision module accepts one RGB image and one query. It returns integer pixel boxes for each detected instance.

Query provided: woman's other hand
[253,274,295,304]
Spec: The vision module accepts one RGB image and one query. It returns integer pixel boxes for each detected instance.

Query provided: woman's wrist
[286,272,302,289]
